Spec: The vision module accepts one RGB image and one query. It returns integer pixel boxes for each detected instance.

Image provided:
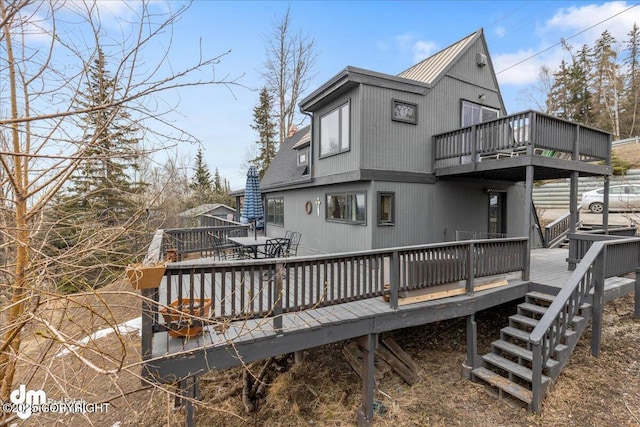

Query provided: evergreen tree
[622,23,640,137]
[65,48,143,225]
[590,30,621,137]
[251,86,278,179]
[188,148,215,207]
[51,48,144,290]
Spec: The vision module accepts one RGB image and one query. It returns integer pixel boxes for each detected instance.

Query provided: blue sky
[98,1,640,190]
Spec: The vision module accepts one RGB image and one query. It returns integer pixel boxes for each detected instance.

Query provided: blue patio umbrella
[242,166,264,239]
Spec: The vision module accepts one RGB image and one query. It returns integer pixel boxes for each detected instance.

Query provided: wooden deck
[144,247,634,380]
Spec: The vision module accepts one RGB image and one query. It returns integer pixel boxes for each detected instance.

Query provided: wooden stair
[471,290,592,408]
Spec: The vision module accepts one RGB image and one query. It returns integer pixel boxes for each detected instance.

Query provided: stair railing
[529,237,640,412]
[543,210,579,248]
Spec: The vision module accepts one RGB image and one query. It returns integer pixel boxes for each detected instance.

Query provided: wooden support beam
[180,376,199,427]
[463,314,478,379]
[591,249,606,357]
[633,268,640,319]
[356,334,377,427]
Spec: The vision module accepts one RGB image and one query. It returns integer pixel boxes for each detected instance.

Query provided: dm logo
[10,384,46,419]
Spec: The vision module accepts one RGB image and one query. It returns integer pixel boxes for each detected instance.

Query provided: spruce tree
[188,149,215,207]
[251,86,278,179]
[52,48,144,290]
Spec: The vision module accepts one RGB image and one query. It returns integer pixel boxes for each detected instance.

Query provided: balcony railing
[433,111,611,169]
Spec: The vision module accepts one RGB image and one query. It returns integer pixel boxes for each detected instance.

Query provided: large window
[462,100,499,127]
[320,102,350,157]
[326,192,366,224]
[377,192,395,226]
[266,197,284,226]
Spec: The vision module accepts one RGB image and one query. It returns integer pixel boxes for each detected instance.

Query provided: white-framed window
[326,192,366,224]
[266,197,284,226]
[298,150,308,166]
[462,100,499,127]
[320,102,350,157]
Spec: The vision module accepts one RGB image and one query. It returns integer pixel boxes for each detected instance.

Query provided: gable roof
[398,29,482,86]
[178,203,235,218]
[260,125,311,190]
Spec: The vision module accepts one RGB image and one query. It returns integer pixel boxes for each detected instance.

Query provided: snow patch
[55,317,142,358]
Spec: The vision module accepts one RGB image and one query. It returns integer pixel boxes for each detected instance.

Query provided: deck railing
[529,236,640,412]
[140,236,528,356]
[162,225,249,259]
[433,110,611,169]
[544,211,579,248]
[567,227,638,269]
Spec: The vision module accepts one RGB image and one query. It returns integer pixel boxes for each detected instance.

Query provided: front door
[488,191,507,236]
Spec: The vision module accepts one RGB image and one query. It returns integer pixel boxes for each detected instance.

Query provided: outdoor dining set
[210,230,302,261]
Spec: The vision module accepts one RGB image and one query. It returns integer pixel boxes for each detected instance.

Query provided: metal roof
[397,30,481,85]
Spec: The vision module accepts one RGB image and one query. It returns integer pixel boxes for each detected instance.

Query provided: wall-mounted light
[478,94,486,103]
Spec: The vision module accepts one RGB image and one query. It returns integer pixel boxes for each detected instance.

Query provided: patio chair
[286,232,302,257]
[212,234,249,260]
[263,238,290,258]
[284,230,293,240]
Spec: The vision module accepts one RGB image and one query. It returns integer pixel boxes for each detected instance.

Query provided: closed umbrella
[242,166,264,239]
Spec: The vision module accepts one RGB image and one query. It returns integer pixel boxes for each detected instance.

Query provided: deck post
[389,251,400,309]
[523,165,534,281]
[465,242,475,295]
[591,247,606,357]
[635,267,640,320]
[179,376,199,427]
[140,287,156,382]
[273,262,284,332]
[356,333,377,427]
[569,171,578,235]
[603,175,610,233]
[462,314,478,379]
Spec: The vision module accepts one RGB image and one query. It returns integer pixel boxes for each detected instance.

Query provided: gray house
[259,29,608,254]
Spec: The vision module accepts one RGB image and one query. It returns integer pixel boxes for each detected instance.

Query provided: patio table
[227,236,270,258]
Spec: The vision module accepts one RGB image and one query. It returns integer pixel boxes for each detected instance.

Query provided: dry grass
[197,296,640,427]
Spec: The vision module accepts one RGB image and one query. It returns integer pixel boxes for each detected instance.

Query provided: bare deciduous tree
[0,1,240,422]
[261,7,317,144]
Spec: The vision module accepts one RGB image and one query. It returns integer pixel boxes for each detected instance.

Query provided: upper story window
[320,102,350,157]
[462,100,499,127]
[326,192,366,224]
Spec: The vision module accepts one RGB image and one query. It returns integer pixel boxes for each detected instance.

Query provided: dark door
[488,191,507,236]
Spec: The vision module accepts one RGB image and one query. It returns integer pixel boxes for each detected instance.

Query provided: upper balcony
[433,111,612,181]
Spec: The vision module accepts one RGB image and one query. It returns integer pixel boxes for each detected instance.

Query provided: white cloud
[412,40,438,63]
[496,1,639,87]
[494,26,507,38]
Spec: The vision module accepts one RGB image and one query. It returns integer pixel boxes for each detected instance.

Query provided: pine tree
[251,86,278,179]
[188,149,215,207]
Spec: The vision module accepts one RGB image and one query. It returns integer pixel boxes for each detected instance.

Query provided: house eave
[300,66,430,112]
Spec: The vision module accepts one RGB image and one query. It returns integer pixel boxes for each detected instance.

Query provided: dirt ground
[11,278,639,427]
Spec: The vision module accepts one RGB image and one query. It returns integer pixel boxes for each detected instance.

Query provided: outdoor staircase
[472,290,593,408]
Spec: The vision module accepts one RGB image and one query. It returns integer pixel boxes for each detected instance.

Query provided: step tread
[483,353,550,384]
[501,326,530,341]
[472,367,532,404]
[510,314,540,328]
[525,291,557,302]
[518,302,548,315]
[491,339,559,369]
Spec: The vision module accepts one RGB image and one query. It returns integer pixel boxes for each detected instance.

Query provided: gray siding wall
[265,182,372,254]
[312,87,362,179]
[361,87,430,173]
